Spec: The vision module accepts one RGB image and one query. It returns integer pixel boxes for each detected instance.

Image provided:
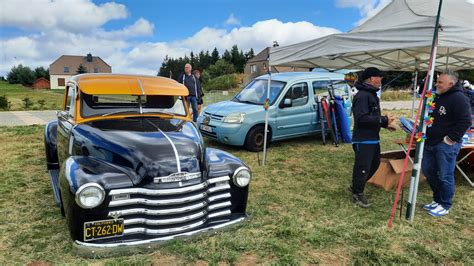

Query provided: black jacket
[352,82,388,142]
[178,73,202,99]
[426,81,472,145]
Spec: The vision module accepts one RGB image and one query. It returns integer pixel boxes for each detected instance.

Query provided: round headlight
[233,167,252,187]
[75,183,105,209]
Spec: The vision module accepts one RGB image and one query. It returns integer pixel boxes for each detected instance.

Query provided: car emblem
[202,115,211,125]
[109,211,122,220]
[154,172,202,183]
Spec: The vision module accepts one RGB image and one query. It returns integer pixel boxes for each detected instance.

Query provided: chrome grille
[107,175,232,237]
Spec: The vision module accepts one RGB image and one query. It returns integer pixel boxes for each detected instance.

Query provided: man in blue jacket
[350,67,396,207]
[178,63,202,122]
[422,70,472,217]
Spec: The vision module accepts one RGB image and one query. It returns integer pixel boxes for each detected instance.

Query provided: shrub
[207,60,235,79]
[0,95,8,110]
[22,97,33,110]
[38,99,46,109]
[7,65,36,86]
[204,74,239,91]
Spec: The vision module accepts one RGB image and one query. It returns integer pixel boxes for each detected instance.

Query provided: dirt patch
[152,255,179,266]
[235,253,258,265]
[462,227,474,238]
[27,261,52,266]
[194,260,208,266]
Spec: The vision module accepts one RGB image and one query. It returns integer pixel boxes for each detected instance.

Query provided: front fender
[44,120,59,170]
[59,156,134,241]
[204,148,250,214]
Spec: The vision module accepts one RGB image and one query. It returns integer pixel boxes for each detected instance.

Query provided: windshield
[80,93,187,118]
[233,79,286,105]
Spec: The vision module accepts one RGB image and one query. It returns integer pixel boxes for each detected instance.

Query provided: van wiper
[101,110,140,117]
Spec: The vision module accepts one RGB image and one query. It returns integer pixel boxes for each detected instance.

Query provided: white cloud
[225,14,241,25]
[0,0,127,32]
[0,17,339,76]
[336,0,391,25]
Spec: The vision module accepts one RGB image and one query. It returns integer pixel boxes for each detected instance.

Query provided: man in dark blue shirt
[178,63,202,122]
[422,70,472,217]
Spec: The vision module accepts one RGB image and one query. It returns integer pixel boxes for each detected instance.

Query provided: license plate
[200,125,213,132]
[84,219,124,241]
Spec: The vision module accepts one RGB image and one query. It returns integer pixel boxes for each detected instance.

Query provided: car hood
[72,117,203,184]
[204,100,261,116]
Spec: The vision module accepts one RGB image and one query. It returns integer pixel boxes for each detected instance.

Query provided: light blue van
[196,72,352,151]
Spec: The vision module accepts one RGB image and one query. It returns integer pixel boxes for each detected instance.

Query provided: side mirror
[280,98,292,108]
[57,110,68,120]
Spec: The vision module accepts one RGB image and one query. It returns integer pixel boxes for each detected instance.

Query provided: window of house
[64,67,69,73]
[58,78,65,86]
[94,67,99,73]
[250,65,257,74]
[282,82,309,107]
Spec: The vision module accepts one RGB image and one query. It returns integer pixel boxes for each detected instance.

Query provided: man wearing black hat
[350,67,396,207]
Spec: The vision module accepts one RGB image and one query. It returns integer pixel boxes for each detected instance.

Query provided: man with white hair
[422,70,471,217]
[178,63,202,122]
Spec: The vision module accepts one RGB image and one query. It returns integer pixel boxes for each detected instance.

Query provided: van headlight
[233,167,251,187]
[75,183,105,209]
[223,113,245,123]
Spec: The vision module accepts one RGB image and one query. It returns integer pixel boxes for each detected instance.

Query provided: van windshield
[233,79,286,105]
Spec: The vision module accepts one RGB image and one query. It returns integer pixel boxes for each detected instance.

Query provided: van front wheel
[244,125,270,152]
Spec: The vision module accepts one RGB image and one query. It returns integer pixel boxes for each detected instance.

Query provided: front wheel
[244,125,270,152]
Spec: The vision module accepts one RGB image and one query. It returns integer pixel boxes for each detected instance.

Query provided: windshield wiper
[101,110,140,117]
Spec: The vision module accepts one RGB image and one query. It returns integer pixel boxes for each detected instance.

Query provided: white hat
[463,80,471,88]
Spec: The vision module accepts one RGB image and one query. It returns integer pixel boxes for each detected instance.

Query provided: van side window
[313,80,331,96]
[283,82,309,107]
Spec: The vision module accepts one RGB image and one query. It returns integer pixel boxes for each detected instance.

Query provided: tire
[244,125,270,152]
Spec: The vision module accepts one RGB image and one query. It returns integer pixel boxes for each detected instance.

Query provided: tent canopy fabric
[270,0,474,71]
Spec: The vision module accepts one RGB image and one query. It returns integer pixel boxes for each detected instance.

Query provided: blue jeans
[421,141,462,209]
[187,96,199,122]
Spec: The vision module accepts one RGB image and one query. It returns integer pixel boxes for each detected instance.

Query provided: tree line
[158,45,255,85]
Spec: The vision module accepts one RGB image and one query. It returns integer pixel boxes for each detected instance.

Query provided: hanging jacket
[426,81,472,145]
[352,82,388,142]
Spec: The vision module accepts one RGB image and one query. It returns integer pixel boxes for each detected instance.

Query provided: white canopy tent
[270,0,474,72]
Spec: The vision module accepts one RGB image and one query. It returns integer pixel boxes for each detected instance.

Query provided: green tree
[7,64,36,86]
[245,48,255,62]
[34,66,49,80]
[211,47,220,64]
[76,64,87,74]
[208,59,235,79]
[222,49,232,63]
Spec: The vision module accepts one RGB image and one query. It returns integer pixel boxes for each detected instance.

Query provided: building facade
[49,53,111,89]
[243,47,309,85]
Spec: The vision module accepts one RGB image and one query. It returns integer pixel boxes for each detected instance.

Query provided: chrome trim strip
[109,176,230,196]
[208,210,231,219]
[124,219,206,235]
[74,216,247,250]
[124,210,207,226]
[158,129,181,172]
[108,201,206,217]
[109,192,207,207]
[208,184,231,194]
[208,193,231,202]
[208,201,231,211]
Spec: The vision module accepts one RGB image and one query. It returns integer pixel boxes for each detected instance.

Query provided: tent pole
[387,0,443,228]
[411,69,418,118]
[406,0,443,222]
[262,63,271,166]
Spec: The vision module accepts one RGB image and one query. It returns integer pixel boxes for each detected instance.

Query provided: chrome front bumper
[73,215,248,258]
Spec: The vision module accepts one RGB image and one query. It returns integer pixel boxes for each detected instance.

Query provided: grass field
[0,81,63,111]
[0,117,472,264]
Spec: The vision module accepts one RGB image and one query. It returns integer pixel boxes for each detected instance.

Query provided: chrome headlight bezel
[232,166,252,187]
[223,113,245,124]
[75,183,105,209]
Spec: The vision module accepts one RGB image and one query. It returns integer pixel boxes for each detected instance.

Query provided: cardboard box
[368,150,426,191]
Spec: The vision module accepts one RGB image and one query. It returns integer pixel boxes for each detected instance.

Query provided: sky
[0,0,392,77]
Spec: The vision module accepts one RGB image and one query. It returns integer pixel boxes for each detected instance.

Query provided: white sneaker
[423,201,439,211]
[428,205,449,217]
